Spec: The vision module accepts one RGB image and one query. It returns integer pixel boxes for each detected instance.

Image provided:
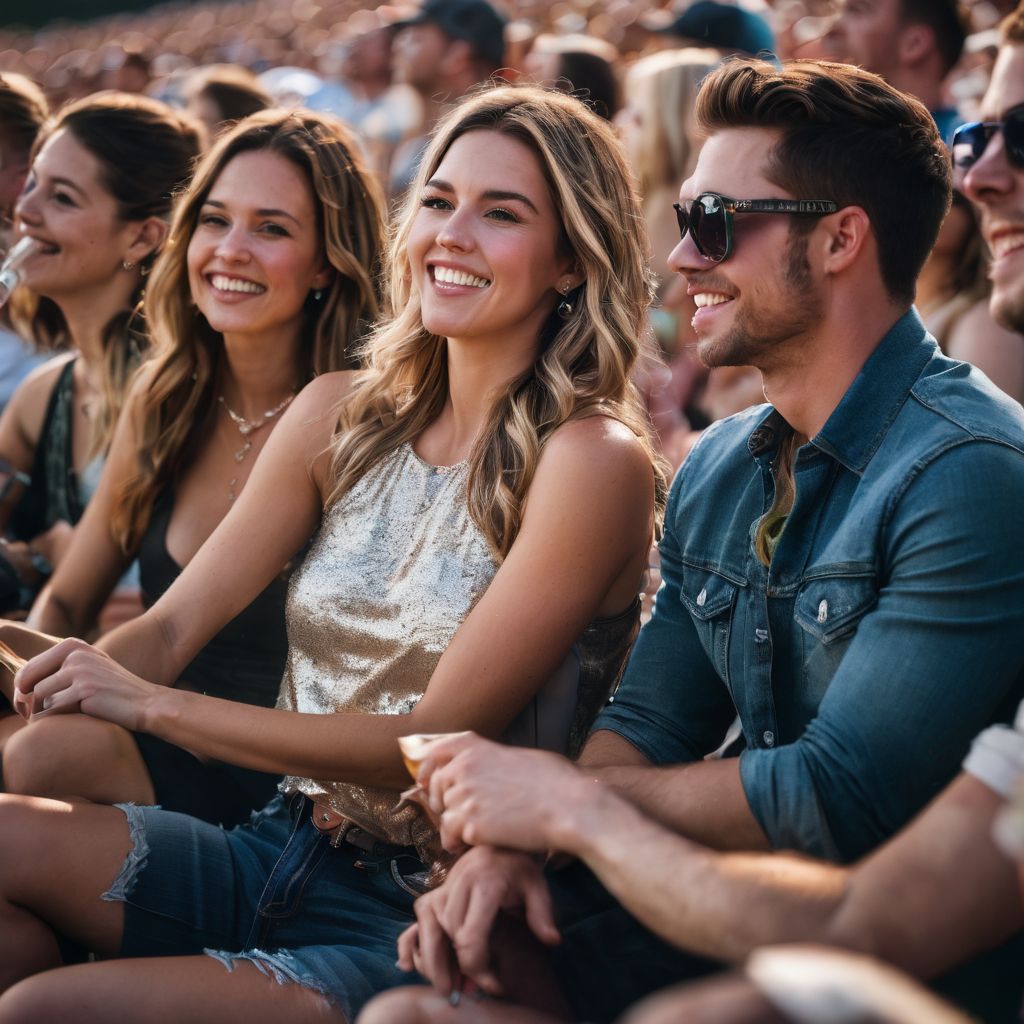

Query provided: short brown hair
[696,59,951,304]
[899,0,967,76]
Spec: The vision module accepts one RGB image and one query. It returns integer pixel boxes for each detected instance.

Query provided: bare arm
[19,415,654,789]
[0,356,68,531]
[27,365,154,637]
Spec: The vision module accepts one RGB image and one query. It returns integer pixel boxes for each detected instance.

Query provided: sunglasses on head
[952,105,1024,171]
[673,193,839,263]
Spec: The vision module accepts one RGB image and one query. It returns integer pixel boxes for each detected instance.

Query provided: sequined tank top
[279,441,639,858]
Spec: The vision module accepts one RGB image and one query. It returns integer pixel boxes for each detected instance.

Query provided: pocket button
[696,587,707,607]
[817,599,829,623]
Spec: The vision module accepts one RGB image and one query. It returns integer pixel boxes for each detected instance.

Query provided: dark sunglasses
[952,105,1024,171]
[673,193,838,263]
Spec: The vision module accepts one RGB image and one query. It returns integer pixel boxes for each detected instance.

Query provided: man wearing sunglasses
[958,6,1024,347]
[368,58,1024,1024]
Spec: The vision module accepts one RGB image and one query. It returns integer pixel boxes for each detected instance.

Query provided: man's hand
[397,846,560,996]
[416,732,597,854]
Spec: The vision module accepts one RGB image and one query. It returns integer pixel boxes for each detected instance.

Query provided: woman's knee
[2,716,141,798]
[0,969,106,1024]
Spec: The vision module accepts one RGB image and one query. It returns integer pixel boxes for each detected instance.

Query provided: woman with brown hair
[0,92,200,616]
[0,107,385,827]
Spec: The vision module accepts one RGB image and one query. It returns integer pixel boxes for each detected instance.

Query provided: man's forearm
[556,783,847,964]
[582,730,770,850]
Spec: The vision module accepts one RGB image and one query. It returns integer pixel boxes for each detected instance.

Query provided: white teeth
[210,274,265,294]
[693,292,732,308]
[432,266,489,288]
[991,235,1024,260]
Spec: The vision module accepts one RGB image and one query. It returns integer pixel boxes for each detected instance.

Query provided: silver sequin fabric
[278,440,641,861]
[278,442,497,855]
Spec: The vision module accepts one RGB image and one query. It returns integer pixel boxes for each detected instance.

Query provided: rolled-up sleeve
[740,440,1024,862]
[593,467,737,765]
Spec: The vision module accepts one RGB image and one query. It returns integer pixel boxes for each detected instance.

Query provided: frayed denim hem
[204,947,335,1006]
[101,803,161,902]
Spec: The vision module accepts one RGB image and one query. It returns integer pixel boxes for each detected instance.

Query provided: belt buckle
[311,803,353,848]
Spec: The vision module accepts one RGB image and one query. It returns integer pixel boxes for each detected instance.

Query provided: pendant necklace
[219,391,295,502]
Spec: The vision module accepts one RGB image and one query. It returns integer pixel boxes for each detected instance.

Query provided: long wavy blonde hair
[327,85,666,558]
[112,109,385,552]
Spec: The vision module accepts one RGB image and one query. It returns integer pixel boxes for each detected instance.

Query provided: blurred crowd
[2,0,1023,470]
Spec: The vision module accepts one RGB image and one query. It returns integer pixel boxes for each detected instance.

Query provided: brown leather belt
[310,800,405,855]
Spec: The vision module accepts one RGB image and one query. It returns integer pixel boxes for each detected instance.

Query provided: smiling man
[359,59,1024,1024]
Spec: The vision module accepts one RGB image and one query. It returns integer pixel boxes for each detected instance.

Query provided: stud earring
[313,288,324,301]
[122,259,135,271]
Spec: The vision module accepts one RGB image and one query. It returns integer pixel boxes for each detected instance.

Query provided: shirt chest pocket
[794,574,878,645]
[680,566,742,681]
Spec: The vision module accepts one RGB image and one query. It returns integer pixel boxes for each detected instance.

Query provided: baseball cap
[395,0,507,67]
[655,2,775,58]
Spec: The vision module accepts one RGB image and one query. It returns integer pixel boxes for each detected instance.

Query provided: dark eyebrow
[424,178,540,215]
[202,198,301,225]
[52,176,86,197]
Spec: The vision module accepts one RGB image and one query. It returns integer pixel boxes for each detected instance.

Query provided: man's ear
[440,38,474,77]
[124,216,169,268]
[898,23,934,67]
[819,206,871,278]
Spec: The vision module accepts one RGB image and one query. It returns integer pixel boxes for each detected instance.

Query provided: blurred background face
[392,23,450,90]
[825,0,903,77]
[340,28,392,84]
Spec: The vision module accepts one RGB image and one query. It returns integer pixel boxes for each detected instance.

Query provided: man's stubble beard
[698,225,824,370]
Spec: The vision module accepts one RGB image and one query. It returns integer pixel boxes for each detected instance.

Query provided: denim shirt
[595,310,1024,862]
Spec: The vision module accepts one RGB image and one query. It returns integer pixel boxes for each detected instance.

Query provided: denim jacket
[595,310,1024,862]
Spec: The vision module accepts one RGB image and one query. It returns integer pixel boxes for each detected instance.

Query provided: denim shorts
[106,794,424,1021]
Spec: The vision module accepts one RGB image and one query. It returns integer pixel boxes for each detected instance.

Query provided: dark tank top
[137,489,289,708]
[9,359,84,541]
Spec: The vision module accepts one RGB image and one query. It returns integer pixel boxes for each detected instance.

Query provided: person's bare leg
[357,987,565,1024]
[0,794,129,989]
[618,975,789,1024]
[3,715,156,804]
[0,956,341,1024]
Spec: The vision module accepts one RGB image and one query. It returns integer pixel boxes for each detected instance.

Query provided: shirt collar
[811,308,937,475]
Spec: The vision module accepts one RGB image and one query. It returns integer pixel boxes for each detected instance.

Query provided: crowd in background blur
[0,0,1023,615]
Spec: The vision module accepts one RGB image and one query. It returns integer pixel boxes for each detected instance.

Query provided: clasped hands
[396,732,600,998]
[11,636,155,731]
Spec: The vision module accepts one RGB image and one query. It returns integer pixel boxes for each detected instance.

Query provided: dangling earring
[557,282,577,320]
[313,288,324,302]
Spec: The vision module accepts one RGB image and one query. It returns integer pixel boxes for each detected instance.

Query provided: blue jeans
[105,794,423,1021]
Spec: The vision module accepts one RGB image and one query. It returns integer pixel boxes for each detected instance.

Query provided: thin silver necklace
[218,392,295,501]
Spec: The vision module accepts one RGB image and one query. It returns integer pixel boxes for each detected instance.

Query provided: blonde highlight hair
[326,84,666,558]
[112,108,385,552]
[622,49,719,198]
